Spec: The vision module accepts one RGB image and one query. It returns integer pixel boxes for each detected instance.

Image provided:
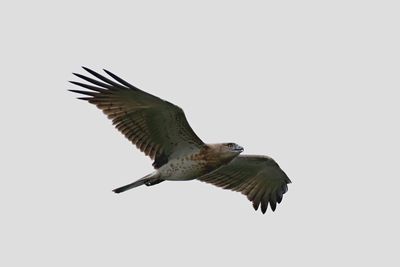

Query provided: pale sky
[1,1,399,266]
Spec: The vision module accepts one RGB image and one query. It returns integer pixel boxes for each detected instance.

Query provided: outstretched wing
[197,155,291,213]
[69,67,204,168]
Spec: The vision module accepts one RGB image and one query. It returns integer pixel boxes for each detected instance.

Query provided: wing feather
[197,155,291,214]
[70,67,204,168]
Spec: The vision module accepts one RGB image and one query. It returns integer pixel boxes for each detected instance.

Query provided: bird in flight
[69,67,291,213]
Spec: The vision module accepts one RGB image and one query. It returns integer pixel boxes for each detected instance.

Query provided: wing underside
[69,67,204,168]
[198,155,291,213]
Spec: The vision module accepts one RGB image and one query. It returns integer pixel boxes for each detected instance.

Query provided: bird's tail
[113,172,163,193]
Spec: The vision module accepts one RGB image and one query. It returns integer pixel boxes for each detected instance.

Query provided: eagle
[69,67,291,213]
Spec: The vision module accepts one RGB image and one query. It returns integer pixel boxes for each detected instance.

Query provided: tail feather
[113,179,147,193]
[112,173,163,193]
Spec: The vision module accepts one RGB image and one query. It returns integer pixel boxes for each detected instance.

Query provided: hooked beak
[235,146,244,153]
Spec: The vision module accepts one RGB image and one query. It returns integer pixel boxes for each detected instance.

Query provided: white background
[1,1,399,266]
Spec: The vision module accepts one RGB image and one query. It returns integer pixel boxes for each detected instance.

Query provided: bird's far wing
[69,67,204,168]
[197,155,291,213]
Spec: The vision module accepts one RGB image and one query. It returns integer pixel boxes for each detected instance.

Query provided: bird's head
[222,142,244,154]
[204,143,244,165]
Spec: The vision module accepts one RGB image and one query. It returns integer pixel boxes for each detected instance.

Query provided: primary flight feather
[70,67,291,213]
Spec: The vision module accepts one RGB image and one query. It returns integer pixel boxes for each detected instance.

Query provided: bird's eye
[227,143,234,147]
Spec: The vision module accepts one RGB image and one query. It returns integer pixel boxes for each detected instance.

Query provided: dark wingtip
[68,89,83,94]
[72,73,86,79]
[69,81,81,86]
[68,89,92,101]
[103,68,139,90]
[82,66,99,76]
[252,202,259,211]
[112,188,122,194]
[77,97,91,101]
[261,202,268,214]
[270,202,277,212]
[102,69,113,77]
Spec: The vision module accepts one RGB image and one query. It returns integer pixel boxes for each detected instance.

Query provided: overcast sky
[1,1,399,266]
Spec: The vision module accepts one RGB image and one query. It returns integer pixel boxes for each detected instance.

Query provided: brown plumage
[70,67,291,213]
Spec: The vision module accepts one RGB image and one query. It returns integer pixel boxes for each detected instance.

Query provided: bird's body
[70,67,291,213]
[158,149,209,181]
[155,148,207,181]
[158,144,241,181]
